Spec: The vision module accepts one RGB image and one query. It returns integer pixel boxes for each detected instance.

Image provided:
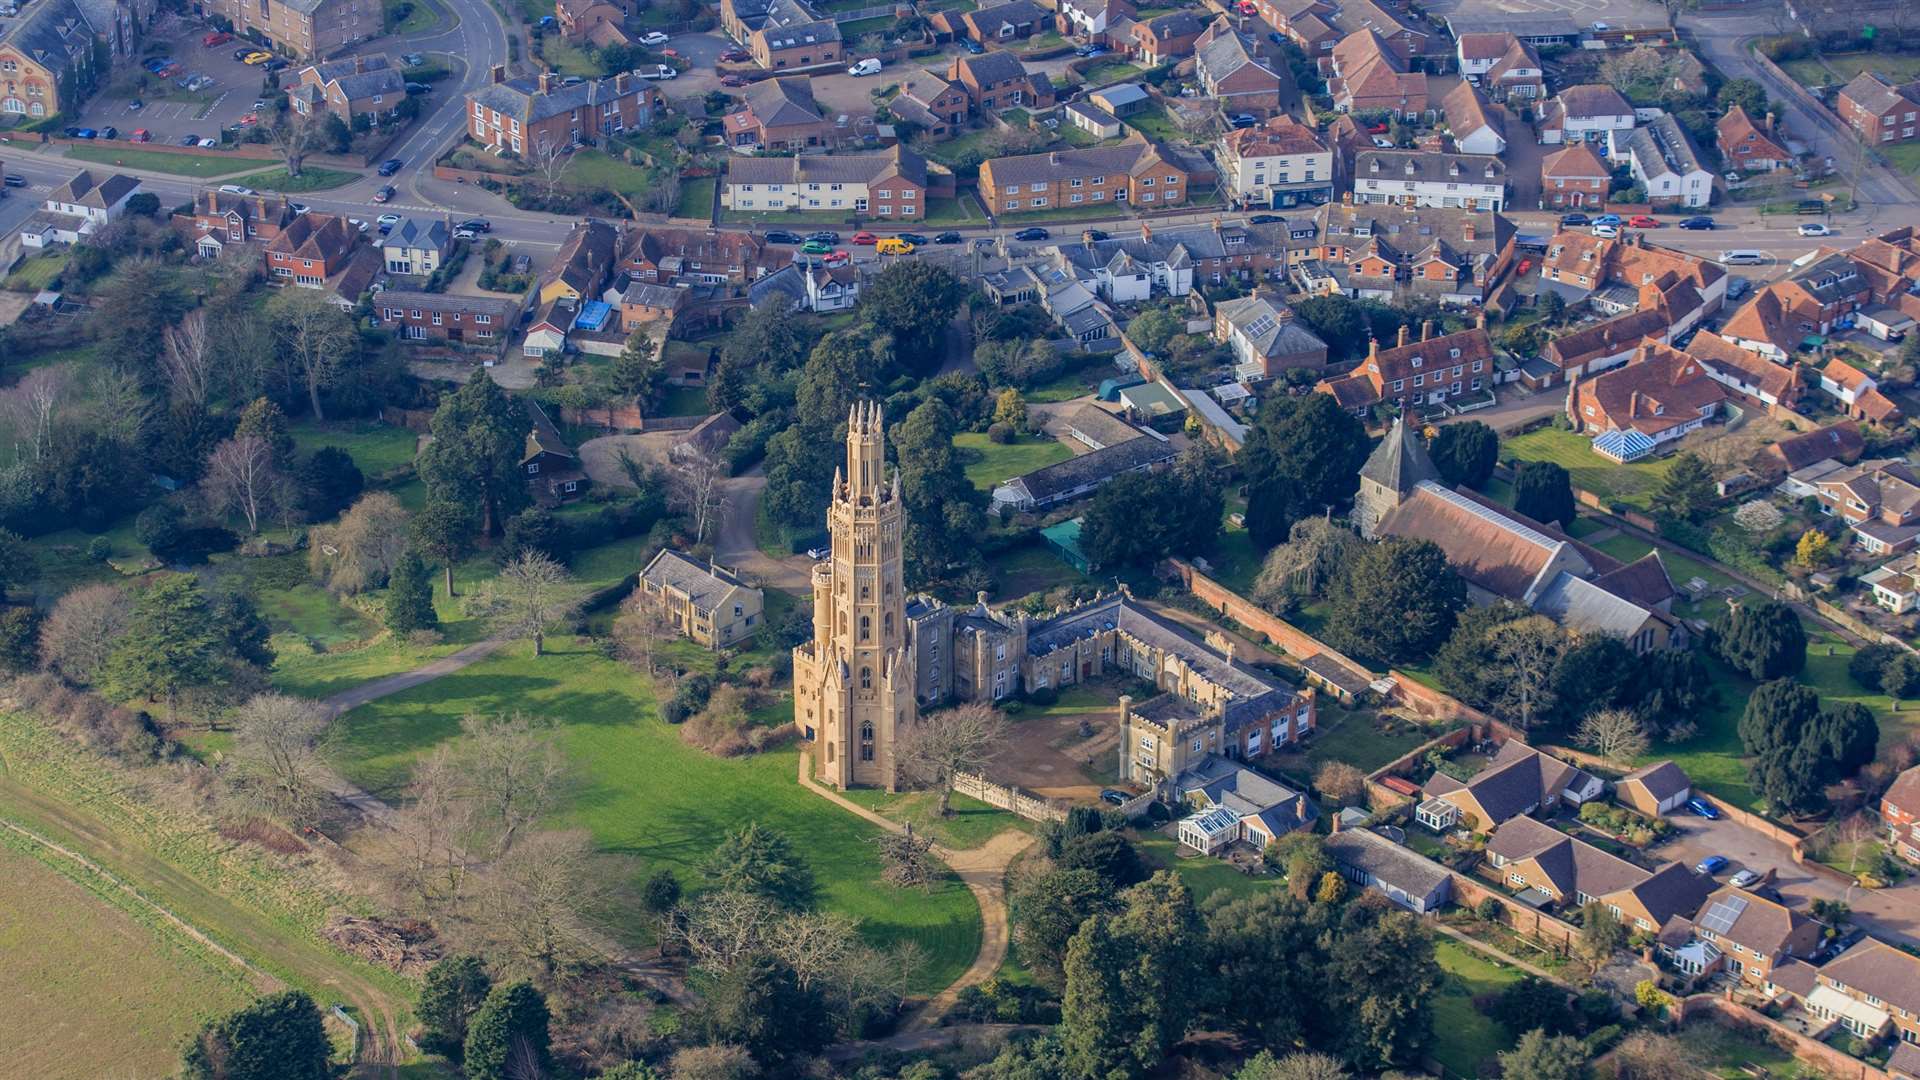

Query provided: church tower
[792,402,918,790]
[1352,414,1440,540]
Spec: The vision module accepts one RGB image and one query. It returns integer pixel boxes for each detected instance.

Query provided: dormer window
[1410,356,1422,368]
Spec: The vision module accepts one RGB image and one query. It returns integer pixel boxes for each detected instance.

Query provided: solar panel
[1698,895,1749,936]
[1245,314,1277,338]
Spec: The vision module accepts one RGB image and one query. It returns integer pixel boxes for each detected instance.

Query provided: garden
[954,429,1072,490]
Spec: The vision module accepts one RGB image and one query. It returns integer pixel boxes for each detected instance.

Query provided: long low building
[990,430,1176,511]
[722,146,930,217]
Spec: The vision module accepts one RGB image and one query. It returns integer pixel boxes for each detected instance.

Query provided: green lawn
[919,194,991,226]
[838,789,1033,850]
[1134,832,1278,903]
[954,432,1072,491]
[1279,708,1436,776]
[563,149,670,199]
[984,544,1089,603]
[1431,938,1523,1078]
[1502,426,1679,511]
[1025,363,1103,403]
[538,35,603,77]
[1123,104,1182,144]
[655,377,712,418]
[287,419,418,478]
[1079,59,1144,84]
[64,146,262,177]
[386,0,439,33]
[919,128,1006,168]
[1778,51,1920,91]
[1205,528,1262,597]
[239,166,359,192]
[675,176,716,220]
[4,250,69,292]
[840,14,892,34]
[323,641,981,991]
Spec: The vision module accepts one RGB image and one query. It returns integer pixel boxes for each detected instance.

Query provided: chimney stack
[614,71,631,94]
[539,72,557,94]
[1368,336,1379,361]
[353,55,366,73]
[1140,222,1152,241]
[490,64,506,84]
[1295,794,1310,821]
[1463,218,1477,241]
[1421,318,1433,341]
[1476,310,1489,330]
[1048,151,1060,166]
[1397,324,1409,347]
[1765,110,1775,132]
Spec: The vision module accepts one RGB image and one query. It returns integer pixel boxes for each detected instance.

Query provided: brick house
[1541,83,1634,145]
[1486,817,1711,928]
[1330,0,1431,66]
[172,190,299,256]
[1537,230,1728,312]
[1814,458,1920,554]
[1718,106,1793,172]
[1837,71,1920,145]
[1258,0,1339,54]
[201,0,378,58]
[1566,340,1728,447]
[1659,886,1825,988]
[288,53,406,125]
[1539,141,1609,209]
[0,0,99,120]
[1300,200,1517,307]
[723,75,832,149]
[980,138,1189,213]
[1413,740,1602,832]
[1883,766,1920,863]
[888,72,970,137]
[265,211,362,285]
[1128,10,1205,63]
[1216,114,1332,209]
[1194,17,1294,114]
[375,289,520,350]
[722,145,930,217]
[618,226,779,286]
[556,0,630,46]
[946,50,1054,114]
[1316,321,1495,413]
[1810,941,1920,1044]
[957,0,1048,43]
[720,0,843,70]
[467,67,656,155]
[1326,29,1429,118]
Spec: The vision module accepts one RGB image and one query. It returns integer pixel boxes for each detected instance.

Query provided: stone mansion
[792,402,1317,791]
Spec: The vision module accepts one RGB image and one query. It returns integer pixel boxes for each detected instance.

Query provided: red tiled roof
[1540,141,1608,179]
[1572,340,1729,437]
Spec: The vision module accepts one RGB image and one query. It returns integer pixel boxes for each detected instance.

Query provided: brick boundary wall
[1163,557,1364,669]
[1675,993,1888,1080]
[1448,870,1583,952]
[953,772,1069,823]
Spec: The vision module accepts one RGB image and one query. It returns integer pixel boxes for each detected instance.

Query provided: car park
[1559,212,1590,227]
[1687,797,1722,819]
[1800,222,1833,237]
[1013,227,1049,241]
[932,232,961,244]
[1627,214,1660,228]
[1730,869,1760,888]
[1697,855,1729,875]
[378,158,405,176]
[1679,216,1715,230]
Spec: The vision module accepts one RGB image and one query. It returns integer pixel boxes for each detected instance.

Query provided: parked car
[402,53,425,66]
[232,47,256,61]
[851,231,878,244]
[1559,212,1590,227]
[1013,227,1049,241]
[1370,135,1394,148]
[1799,222,1833,237]
[203,31,232,46]
[933,231,961,244]
[806,231,839,244]
[636,64,678,80]
[876,237,915,255]
[378,157,405,176]
[847,58,882,76]
[1627,214,1660,228]
[1083,228,1109,240]
[289,202,310,214]
[72,128,96,138]
[454,227,478,240]
[805,547,827,559]
[457,218,491,233]
[406,82,432,94]
[180,132,201,145]
[1686,797,1722,820]
[1268,31,1284,45]
[720,47,750,61]
[376,213,402,232]
[1245,214,1280,225]
[1591,223,1620,238]
[894,232,928,245]
[99,126,117,140]
[765,230,803,244]
[1100,789,1129,806]
[1729,869,1760,888]
[1592,213,1622,226]
[348,218,369,233]
[242,51,273,64]
[128,98,143,110]
[1726,276,1753,301]
[639,30,670,45]
[1679,216,1715,230]
[1075,44,1107,57]
[1231,113,1256,128]
[198,137,219,147]
[963,39,985,53]
[130,128,151,142]
[1696,855,1729,875]
[261,59,286,72]
[218,183,258,196]
[800,240,833,254]
[372,184,396,203]
[720,74,746,87]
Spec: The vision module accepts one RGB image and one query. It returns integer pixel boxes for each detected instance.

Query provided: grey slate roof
[48,169,138,209]
[1328,827,1451,899]
[1215,294,1327,361]
[0,0,95,71]
[308,55,405,100]
[986,143,1162,186]
[956,48,1029,85]
[1141,10,1204,38]
[1196,27,1275,85]
[1355,148,1506,183]
[1001,434,1175,504]
[377,289,518,319]
[639,549,754,611]
[1620,760,1690,802]
[727,145,928,187]
[1065,403,1145,449]
[743,76,823,127]
[383,216,448,251]
[1486,815,1648,900]
[1359,414,1440,495]
[1532,571,1656,639]
[470,72,648,126]
[1180,753,1317,836]
[1622,113,1707,179]
[760,15,840,48]
[749,263,809,309]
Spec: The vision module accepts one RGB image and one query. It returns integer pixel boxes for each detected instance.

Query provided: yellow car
[242,51,273,65]
[875,237,915,255]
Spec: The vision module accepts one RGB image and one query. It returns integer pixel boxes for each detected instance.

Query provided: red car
[1627,214,1660,228]
[720,47,750,61]
[239,112,260,125]
[1366,121,1388,134]
[720,74,745,87]
[130,128,151,142]
[824,250,850,266]
[1516,258,1532,276]
[1236,0,1257,11]
[851,231,877,244]
[203,30,232,46]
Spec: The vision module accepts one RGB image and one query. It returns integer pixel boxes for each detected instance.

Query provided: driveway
[653,31,731,104]
[1660,811,1920,948]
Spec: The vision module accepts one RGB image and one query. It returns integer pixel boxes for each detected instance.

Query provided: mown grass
[1430,938,1523,1078]
[838,789,1034,849]
[239,166,360,193]
[4,250,70,292]
[1501,426,1679,511]
[287,419,419,479]
[953,431,1072,491]
[324,641,983,992]
[63,145,262,177]
[1134,831,1277,903]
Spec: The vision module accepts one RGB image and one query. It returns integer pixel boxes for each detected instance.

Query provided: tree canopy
[419,371,531,537]
[1240,394,1371,547]
[1713,600,1806,680]
[1430,421,1497,489]
[1325,538,1467,664]
[1513,460,1575,528]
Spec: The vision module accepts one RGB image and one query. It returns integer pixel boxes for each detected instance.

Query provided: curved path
[794,751,1034,1029]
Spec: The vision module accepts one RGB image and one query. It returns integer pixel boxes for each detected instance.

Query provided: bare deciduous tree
[1612,1031,1706,1080]
[85,368,152,447]
[1253,517,1358,611]
[308,491,411,594]
[1578,707,1650,763]
[611,593,675,676]
[1832,812,1879,877]
[264,112,325,179]
[476,551,581,657]
[269,289,358,422]
[874,827,939,889]
[483,828,604,981]
[38,582,130,684]
[528,134,571,198]
[205,434,283,534]
[896,701,1009,816]
[458,711,569,856]
[1,366,70,463]
[1487,615,1565,730]
[1313,761,1367,806]
[637,166,681,215]
[225,693,334,826]
[162,309,214,408]
[390,744,478,909]
[668,448,730,545]
[675,888,784,973]
[772,909,863,991]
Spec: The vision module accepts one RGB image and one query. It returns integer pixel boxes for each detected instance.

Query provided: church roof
[1360,415,1440,495]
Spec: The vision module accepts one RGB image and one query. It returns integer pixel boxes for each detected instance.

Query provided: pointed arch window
[861,666,872,690]
[860,615,871,642]
[884,612,893,637]
[860,721,875,761]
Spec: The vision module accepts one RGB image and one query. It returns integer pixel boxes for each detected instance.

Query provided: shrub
[85,537,111,562]
[1851,642,1897,691]
[986,421,1014,444]
[1026,685,1058,706]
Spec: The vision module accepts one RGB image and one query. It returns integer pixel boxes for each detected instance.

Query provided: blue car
[1696,855,1729,875]
[73,128,96,139]
[963,39,984,54]
[1269,31,1285,44]
[1686,796,1722,820]
[1592,213,1623,227]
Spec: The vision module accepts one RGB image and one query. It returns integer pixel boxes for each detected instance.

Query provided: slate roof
[639,549,754,611]
[1592,551,1679,610]
[0,0,95,73]
[1616,862,1716,928]
[1358,414,1439,495]
[1138,9,1204,40]
[727,145,928,187]
[998,434,1175,504]
[1621,760,1691,803]
[742,75,823,127]
[1196,21,1279,86]
[48,169,138,210]
[306,54,405,100]
[1533,573,1657,640]
[1765,421,1864,472]
[470,72,650,126]
[749,263,809,310]
[1180,753,1316,837]
[383,216,448,252]
[1215,293,1327,361]
[1065,403,1145,448]
[1622,114,1709,180]
[524,400,575,463]
[758,15,841,49]
[982,141,1172,187]
[1555,83,1632,119]
[954,48,1029,86]
[1356,148,1506,184]
[378,289,519,320]
[1328,828,1451,899]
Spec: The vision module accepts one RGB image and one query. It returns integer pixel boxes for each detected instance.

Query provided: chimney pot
[539,72,557,94]
[1368,336,1379,360]
[1421,318,1433,341]
[490,63,506,83]
[1397,324,1409,347]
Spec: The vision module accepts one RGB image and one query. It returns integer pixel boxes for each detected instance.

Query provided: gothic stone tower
[792,402,918,790]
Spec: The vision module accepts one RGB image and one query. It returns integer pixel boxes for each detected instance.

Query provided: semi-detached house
[722,145,929,216]
[467,68,655,155]
[1837,71,1920,145]
[980,139,1188,213]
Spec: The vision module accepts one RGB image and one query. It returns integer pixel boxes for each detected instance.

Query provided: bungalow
[1615,760,1691,817]
[1065,402,1147,450]
[1176,754,1317,853]
[1328,826,1453,913]
[724,75,833,150]
[956,0,1049,44]
[1487,816,1711,929]
[990,432,1175,510]
[1759,420,1865,487]
[1416,740,1603,833]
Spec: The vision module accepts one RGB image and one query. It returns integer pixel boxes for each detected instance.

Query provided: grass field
[1135,831,1278,903]
[288,418,419,478]
[386,0,440,33]
[985,543,1089,602]
[0,837,255,1080]
[1268,708,1436,778]
[4,250,70,292]
[1431,938,1522,1078]
[954,432,1072,491]
[64,145,262,177]
[564,149,671,199]
[919,194,991,226]
[240,166,360,192]
[1123,104,1182,144]
[838,789,1033,849]
[538,35,603,78]
[1079,59,1145,84]
[675,176,716,220]
[1779,51,1920,90]
[324,640,983,992]
[1502,426,1679,511]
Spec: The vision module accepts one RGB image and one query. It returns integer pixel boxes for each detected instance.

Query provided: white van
[1720,250,1768,266]
[847,58,882,76]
